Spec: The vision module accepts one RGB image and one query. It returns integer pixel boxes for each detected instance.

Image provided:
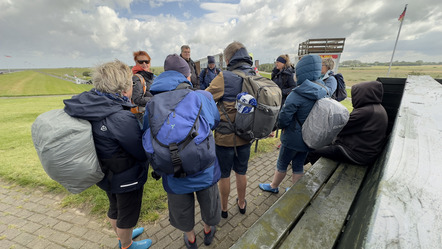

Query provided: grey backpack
[298,97,349,149]
[31,109,104,194]
[217,70,282,142]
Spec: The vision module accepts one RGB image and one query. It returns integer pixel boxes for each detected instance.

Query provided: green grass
[0,70,92,97]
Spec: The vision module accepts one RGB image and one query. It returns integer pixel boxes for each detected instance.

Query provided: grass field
[2,64,440,222]
[0,70,92,97]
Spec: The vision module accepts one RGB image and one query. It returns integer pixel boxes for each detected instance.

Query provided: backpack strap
[134,74,146,94]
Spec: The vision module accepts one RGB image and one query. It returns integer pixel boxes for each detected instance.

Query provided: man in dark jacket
[64,60,152,249]
[305,80,388,165]
[180,45,199,90]
[206,41,255,219]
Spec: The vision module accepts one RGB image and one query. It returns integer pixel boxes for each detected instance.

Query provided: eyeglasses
[137,60,150,64]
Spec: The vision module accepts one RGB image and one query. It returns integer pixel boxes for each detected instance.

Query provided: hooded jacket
[63,90,148,193]
[205,47,255,147]
[335,81,388,164]
[142,70,221,194]
[278,55,328,151]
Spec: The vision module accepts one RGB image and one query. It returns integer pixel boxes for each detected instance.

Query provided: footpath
[0,149,296,249]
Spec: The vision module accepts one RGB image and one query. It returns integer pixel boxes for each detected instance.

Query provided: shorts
[106,188,143,228]
[276,145,308,174]
[167,184,221,232]
[216,144,251,178]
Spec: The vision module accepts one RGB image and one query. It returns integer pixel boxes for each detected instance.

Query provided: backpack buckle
[169,143,187,178]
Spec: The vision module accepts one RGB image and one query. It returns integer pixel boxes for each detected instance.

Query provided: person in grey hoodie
[305,81,388,165]
[64,60,152,249]
[259,54,328,194]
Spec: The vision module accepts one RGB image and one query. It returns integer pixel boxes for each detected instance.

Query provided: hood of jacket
[296,54,322,86]
[351,81,384,108]
[63,89,133,121]
[149,70,192,95]
[226,47,253,70]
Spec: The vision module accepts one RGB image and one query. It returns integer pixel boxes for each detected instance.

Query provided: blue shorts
[276,145,308,174]
[216,144,251,178]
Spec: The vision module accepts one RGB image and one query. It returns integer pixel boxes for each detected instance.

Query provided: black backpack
[332,73,347,101]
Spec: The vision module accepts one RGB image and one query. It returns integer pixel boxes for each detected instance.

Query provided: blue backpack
[142,89,216,178]
[332,73,347,101]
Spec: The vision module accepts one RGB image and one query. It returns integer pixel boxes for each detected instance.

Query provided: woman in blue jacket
[259,54,328,193]
[64,60,152,249]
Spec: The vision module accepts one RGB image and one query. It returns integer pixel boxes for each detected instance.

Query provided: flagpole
[387,4,407,76]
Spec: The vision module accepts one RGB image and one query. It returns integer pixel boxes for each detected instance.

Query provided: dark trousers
[305,145,358,165]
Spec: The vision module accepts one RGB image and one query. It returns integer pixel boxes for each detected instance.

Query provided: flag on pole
[5,55,12,58]
[398,6,407,22]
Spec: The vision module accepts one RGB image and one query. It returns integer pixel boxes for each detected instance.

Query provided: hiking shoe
[132,227,144,239]
[123,239,152,249]
[204,226,216,246]
[183,233,197,249]
[259,183,279,193]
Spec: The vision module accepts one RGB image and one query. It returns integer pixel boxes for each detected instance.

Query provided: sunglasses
[137,60,150,64]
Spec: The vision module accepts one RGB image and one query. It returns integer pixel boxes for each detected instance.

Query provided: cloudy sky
[1,0,441,69]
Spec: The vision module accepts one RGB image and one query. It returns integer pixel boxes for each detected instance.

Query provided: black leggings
[305,145,359,165]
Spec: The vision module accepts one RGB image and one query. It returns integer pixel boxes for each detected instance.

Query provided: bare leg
[110,218,133,248]
[218,177,230,211]
[270,170,287,189]
[292,173,304,184]
[184,229,195,243]
[236,173,247,208]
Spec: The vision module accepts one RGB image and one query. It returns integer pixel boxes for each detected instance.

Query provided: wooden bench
[231,75,442,248]
[231,158,368,249]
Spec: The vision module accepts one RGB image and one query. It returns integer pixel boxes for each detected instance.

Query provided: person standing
[180,45,200,90]
[271,54,297,105]
[206,41,255,219]
[320,57,337,96]
[199,55,220,90]
[64,60,152,249]
[142,54,221,249]
[259,54,328,193]
[131,51,154,124]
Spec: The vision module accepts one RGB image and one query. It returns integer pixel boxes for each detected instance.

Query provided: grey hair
[181,45,190,52]
[92,60,132,94]
[322,58,335,71]
[223,41,246,63]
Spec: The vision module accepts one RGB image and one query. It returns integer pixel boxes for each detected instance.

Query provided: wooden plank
[279,163,367,249]
[336,75,442,248]
[230,158,339,249]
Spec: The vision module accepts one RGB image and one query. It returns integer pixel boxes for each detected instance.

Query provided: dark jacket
[271,66,297,104]
[278,55,327,151]
[181,55,199,90]
[132,70,154,109]
[199,67,220,90]
[64,90,148,193]
[205,47,255,147]
[142,70,221,194]
[335,81,388,164]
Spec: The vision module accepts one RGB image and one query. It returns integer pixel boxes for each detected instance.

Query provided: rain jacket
[271,65,297,104]
[142,70,221,194]
[64,89,148,193]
